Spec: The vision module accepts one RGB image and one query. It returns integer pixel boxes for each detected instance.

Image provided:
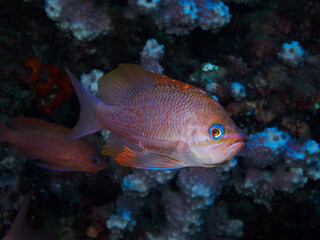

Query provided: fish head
[87,154,107,171]
[186,106,244,167]
[73,153,107,172]
[74,141,107,172]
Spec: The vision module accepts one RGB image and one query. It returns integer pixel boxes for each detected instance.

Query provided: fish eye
[209,123,224,140]
[90,156,100,165]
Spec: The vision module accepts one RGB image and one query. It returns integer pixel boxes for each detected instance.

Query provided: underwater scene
[1,0,320,239]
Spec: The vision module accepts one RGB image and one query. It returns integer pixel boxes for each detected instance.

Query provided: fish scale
[113,89,201,140]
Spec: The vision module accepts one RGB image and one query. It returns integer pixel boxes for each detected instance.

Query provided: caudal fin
[0,122,10,143]
[65,68,104,140]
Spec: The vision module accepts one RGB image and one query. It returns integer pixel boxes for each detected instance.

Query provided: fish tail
[0,122,10,143]
[65,68,105,140]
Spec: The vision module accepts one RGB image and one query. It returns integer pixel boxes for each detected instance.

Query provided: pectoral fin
[114,146,186,170]
[101,133,135,157]
[131,135,181,151]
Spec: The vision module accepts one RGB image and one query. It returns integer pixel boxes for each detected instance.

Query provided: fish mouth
[200,139,244,168]
[227,138,244,150]
[233,138,245,147]
[202,162,220,167]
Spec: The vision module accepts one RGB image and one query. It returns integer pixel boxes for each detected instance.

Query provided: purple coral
[148,169,223,239]
[45,0,111,41]
[278,41,305,67]
[242,127,290,168]
[197,0,231,32]
[127,0,231,35]
[121,169,177,197]
[80,69,104,97]
[177,168,222,207]
[140,39,165,74]
[234,127,320,208]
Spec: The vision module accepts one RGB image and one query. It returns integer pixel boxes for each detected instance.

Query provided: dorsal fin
[11,117,69,134]
[98,64,160,105]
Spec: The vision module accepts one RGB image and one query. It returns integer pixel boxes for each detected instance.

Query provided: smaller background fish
[0,117,106,172]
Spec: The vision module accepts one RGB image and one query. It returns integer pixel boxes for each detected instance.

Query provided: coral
[106,210,137,240]
[188,62,228,99]
[146,189,209,240]
[86,205,114,238]
[230,82,246,101]
[147,168,239,240]
[140,39,165,74]
[242,127,290,168]
[199,202,243,239]
[224,56,249,76]
[177,168,222,207]
[161,190,204,239]
[235,127,320,208]
[80,69,104,97]
[278,41,305,67]
[197,1,231,32]
[24,56,41,82]
[122,169,177,197]
[135,0,161,13]
[25,56,74,114]
[235,166,308,208]
[127,0,231,35]
[113,165,238,240]
[44,0,111,41]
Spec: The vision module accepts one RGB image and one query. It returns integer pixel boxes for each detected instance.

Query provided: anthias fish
[0,117,105,172]
[2,192,57,240]
[66,64,244,170]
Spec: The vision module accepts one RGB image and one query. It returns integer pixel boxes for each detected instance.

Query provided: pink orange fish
[0,117,106,172]
[66,64,244,170]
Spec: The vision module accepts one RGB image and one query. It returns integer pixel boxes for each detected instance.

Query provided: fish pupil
[90,156,100,165]
[212,128,221,137]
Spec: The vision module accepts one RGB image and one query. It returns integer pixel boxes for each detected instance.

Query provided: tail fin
[65,68,105,140]
[0,122,10,143]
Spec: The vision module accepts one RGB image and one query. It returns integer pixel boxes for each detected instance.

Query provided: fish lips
[231,138,245,149]
[200,138,245,167]
[223,138,245,160]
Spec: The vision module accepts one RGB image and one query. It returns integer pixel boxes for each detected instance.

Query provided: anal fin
[115,146,185,170]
